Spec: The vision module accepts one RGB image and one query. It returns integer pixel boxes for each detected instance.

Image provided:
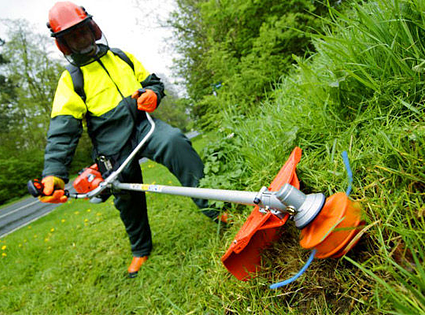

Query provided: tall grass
[199,0,425,313]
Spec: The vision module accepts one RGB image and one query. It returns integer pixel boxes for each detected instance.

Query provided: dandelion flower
[87,209,91,212]
[61,219,66,223]
[74,211,79,215]
[84,219,89,222]
[1,245,6,250]
[50,228,55,232]
[2,253,6,257]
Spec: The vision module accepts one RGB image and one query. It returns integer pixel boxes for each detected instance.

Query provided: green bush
[0,133,93,205]
[0,151,44,204]
[170,0,341,128]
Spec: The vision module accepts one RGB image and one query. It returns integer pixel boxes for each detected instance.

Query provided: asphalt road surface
[0,184,76,238]
[0,131,201,238]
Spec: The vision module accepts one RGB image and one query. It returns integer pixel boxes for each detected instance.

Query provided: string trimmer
[28,113,364,283]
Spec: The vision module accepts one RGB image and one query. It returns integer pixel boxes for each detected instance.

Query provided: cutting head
[299,192,364,258]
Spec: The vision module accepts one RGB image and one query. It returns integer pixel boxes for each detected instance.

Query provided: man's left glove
[39,176,68,204]
[131,88,157,112]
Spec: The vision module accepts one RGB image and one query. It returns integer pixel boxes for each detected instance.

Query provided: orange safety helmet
[47,1,102,55]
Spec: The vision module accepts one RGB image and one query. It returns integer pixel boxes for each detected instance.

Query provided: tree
[0,19,93,204]
[0,19,64,152]
[167,0,341,128]
[152,73,192,132]
[0,37,20,145]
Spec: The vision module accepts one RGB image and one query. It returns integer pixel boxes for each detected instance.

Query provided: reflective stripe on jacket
[42,49,164,181]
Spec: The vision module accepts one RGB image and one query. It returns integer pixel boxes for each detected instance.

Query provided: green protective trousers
[113,117,219,257]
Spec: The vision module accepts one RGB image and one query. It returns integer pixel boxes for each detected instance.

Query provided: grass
[0,136,312,314]
[197,0,425,313]
[0,145,224,314]
[0,134,383,314]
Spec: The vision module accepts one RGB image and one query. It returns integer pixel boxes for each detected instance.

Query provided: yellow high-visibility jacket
[42,47,165,182]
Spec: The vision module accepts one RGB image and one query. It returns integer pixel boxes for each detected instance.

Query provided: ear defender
[89,20,102,40]
[55,37,72,55]
[80,6,102,40]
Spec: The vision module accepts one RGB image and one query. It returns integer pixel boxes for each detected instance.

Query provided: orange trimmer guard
[221,147,302,281]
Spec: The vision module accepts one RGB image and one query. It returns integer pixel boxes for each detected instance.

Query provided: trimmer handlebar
[28,113,156,203]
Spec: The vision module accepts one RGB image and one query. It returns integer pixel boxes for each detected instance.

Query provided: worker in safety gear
[40,1,222,278]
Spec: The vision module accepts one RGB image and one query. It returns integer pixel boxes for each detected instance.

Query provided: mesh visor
[53,17,108,66]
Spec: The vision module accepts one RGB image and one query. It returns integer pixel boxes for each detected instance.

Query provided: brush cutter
[28,113,364,282]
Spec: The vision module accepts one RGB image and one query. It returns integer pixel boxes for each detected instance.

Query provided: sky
[0,0,177,80]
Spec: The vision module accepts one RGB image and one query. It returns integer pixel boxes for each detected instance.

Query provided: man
[40,1,221,278]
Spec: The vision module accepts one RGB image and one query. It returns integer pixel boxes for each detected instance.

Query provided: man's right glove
[39,176,68,204]
[131,88,157,112]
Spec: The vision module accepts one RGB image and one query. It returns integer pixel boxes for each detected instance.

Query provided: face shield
[55,18,109,66]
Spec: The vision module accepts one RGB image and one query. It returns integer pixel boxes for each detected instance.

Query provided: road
[0,184,76,238]
[0,130,201,238]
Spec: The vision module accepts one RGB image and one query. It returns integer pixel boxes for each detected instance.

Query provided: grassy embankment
[195,0,425,313]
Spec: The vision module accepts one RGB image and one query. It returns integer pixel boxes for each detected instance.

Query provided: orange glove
[39,176,68,204]
[131,88,157,112]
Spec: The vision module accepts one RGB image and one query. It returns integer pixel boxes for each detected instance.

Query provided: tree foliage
[0,19,63,152]
[169,0,340,128]
[152,74,192,132]
[0,20,92,204]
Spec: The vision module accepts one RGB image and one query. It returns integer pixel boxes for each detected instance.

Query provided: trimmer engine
[73,164,104,194]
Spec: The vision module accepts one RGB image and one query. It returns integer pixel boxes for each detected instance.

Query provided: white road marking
[0,199,39,219]
[0,209,55,238]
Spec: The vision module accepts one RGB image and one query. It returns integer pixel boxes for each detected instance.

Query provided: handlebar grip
[27,179,43,197]
[27,179,71,199]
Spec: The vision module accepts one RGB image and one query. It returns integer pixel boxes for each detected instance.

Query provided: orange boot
[218,212,230,224]
[128,256,148,278]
